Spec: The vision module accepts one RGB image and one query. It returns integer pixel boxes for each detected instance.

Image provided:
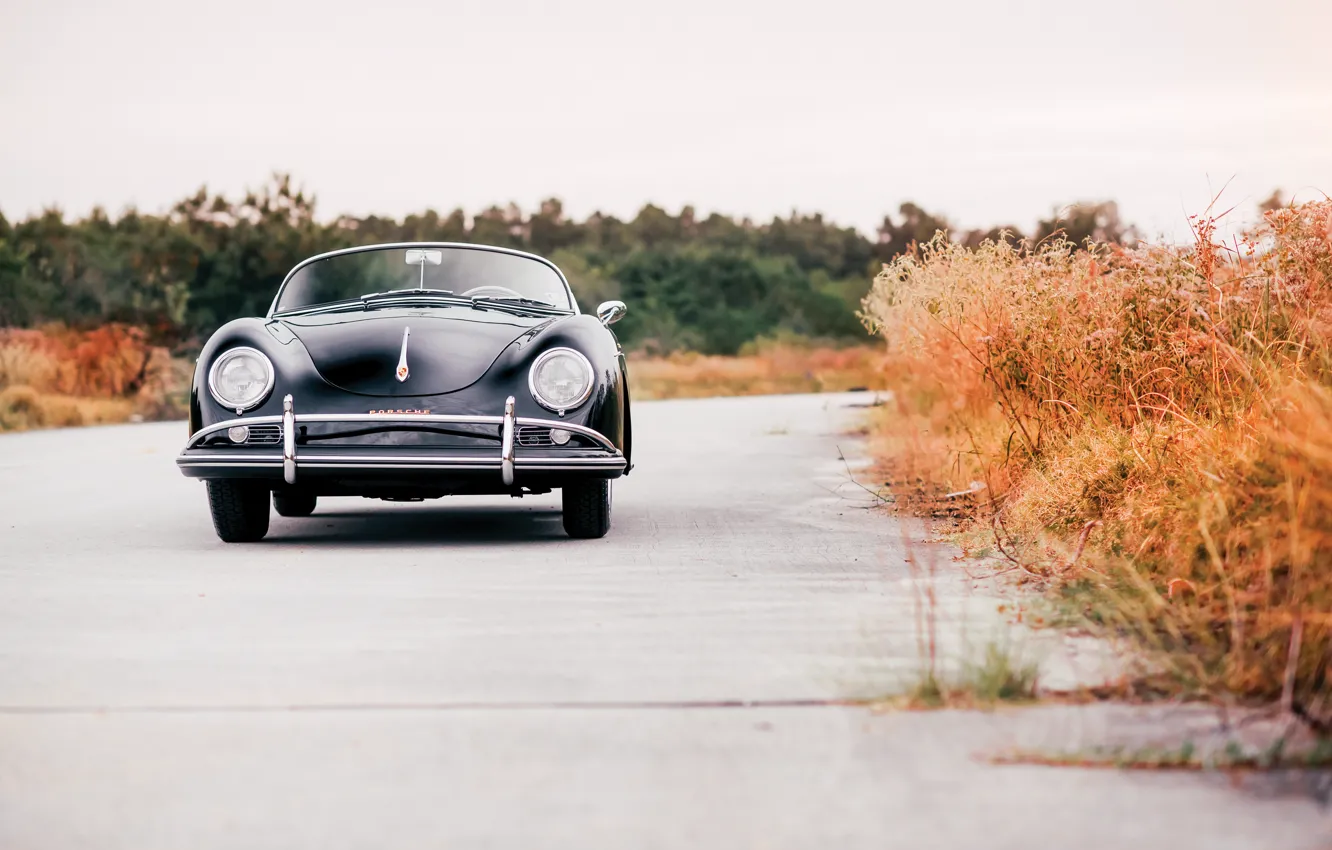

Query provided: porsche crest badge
[396,326,410,382]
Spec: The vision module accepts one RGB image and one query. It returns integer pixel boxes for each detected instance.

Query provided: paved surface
[0,393,1327,849]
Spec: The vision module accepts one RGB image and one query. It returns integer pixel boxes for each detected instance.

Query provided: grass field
[627,342,885,400]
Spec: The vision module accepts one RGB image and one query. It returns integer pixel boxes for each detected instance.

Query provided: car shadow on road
[263,504,570,546]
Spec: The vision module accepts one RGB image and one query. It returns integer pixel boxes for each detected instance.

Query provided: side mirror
[596,300,627,326]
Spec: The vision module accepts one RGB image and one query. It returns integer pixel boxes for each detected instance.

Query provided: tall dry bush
[0,324,181,430]
[0,324,163,397]
[861,201,1332,719]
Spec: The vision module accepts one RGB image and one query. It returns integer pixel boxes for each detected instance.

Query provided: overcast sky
[2,0,1329,240]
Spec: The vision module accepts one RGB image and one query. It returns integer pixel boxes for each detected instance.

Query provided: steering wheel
[461,285,523,299]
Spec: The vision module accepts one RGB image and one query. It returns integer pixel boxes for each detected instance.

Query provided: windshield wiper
[276,290,464,318]
[359,289,467,311]
[360,288,456,305]
[470,295,559,310]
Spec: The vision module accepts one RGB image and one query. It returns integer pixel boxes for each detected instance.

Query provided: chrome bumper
[177,395,626,482]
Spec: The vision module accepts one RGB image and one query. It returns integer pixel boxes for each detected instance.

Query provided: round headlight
[208,347,275,413]
[528,348,594,412]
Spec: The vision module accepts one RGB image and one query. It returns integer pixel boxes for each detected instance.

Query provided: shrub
[0,324,184,430]
[0,385,47,430]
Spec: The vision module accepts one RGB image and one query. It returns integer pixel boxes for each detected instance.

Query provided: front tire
[561,479,612,539]
[273,490,317,517]
[206,480,271,542]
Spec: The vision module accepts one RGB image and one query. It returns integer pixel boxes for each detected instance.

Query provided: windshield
[273,245,574,314]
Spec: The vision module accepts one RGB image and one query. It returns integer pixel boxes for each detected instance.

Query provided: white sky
[2,0,1330,241]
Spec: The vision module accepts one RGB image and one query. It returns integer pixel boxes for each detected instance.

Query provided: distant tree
[695,212,753,252]
[759,212,876,279]
[582,212,632,255]
[399,208,468,243]
[1034,201,1135,247]
[876,202,952,262]
[961,226,1025,249]
[551,249,619,312]
[611,249,862,355]
[0,211,37,326]
[468,204,526,248]
[628,204,686,249]
[528,198,584,256]
[177,174,324,334]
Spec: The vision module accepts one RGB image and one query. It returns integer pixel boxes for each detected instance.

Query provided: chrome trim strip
[176,456,625,470]
[282,395,297,484]
[500,396,516,486]
[512,458,626,469]
[178,458,283,467]
[301,462,625,472]
[266,242,577,318]
[512,416,616,443]
[186,413,620,454]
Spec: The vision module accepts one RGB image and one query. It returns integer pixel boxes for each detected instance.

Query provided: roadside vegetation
[897,641,1041,710]
[0,324,184,430]
[860,197,1332,728]
[629,338,884,400]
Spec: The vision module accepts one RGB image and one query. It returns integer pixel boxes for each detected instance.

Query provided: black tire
[273,490,318,518]
[206,480,271,542]
[561,479,612,539]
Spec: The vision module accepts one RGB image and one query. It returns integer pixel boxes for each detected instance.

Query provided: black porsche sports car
[177,243,632,542]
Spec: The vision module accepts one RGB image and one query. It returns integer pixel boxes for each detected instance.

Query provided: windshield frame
[266,242,578,319]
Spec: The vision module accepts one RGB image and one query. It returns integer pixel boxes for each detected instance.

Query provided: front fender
[483,314,626,452]
[190,318,325,436]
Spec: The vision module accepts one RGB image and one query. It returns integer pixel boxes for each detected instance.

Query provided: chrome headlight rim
[207,346,276,414]
[528,347,594,413]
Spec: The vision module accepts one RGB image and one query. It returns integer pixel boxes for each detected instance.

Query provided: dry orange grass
[861,200,1332,720]
[628,343,886,400]
[0,324,184,431]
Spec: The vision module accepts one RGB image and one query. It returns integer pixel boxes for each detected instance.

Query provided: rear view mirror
[597,300,627,326]
[404,249,443,266]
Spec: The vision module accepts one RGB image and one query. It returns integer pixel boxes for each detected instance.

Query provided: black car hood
[279,306,550,397]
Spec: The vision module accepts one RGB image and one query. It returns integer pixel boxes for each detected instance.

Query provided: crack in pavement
[0,698,869,715]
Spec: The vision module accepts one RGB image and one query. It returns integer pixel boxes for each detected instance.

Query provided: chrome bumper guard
[178,394,625,483]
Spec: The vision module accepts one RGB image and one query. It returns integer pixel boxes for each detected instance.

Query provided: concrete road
[0,393,1326,849]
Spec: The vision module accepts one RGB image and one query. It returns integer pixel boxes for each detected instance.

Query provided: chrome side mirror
[596,300,627,326]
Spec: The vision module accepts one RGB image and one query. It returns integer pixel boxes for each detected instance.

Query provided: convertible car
[177,243,632,542]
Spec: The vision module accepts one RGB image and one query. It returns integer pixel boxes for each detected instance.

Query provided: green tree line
[0,174,1133,355]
